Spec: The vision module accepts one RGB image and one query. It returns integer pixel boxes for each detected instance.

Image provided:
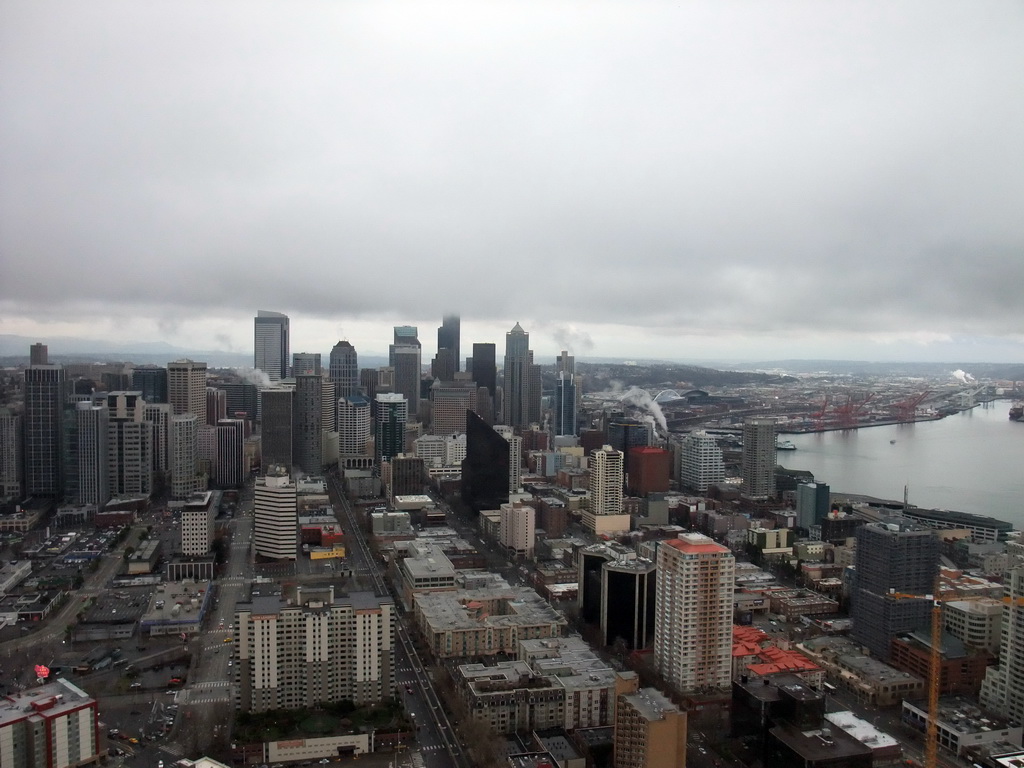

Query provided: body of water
[776,401,1023,527]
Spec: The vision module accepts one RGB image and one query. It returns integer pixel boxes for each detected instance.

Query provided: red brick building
[627,446,671,496]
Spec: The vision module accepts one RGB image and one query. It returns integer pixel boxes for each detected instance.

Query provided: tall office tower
[527,360,542,425]
[614,687,687,768]
[61,399,81,503]
[678,430,725,493]
[254,309,290,381]
[374,393,408,467]
[588,445,624,516]
[254,466,298,560]
[578,544,620,626]
[628,446,671,496]
[167,359,207,421]
[218,381,259,422]
[321,380,336,454]
[430,348,456,382]
[429,381,476,435]
[292,375,323,475]
[796,482,831,529]
[144,403,172,475]
[359,368,380,400]
[24,362,67,497]
[291,352,321,376]
[338,395,372,458]
[437,314,460,373]
[393,325,419,348]
[499,500,536,558]
[391,345,421,419]
[502,323,532,428]
[29,342,48,365]
[553,371,577,436]
[556,349,575,375]
[181,495,214,556]
[170,414,202,499]
[741,417,777,499]
[981,568,1024,722]
[850,519,939,661]
[601,557,657,650]
[494,424,522,493]
[0,408,22,500]
[260,387,294,471]
[235,585,395,712]
[471,342,497,399]
[215,419,246,488]
[198,424,218,480]
[206,387,227,425]
[654,533,736,692]
[329,340,359,398]
[102,371,132,391]
[132,366,168,403]
[461,410,510,513]
[75,402,109,507]
[0,678,102,768]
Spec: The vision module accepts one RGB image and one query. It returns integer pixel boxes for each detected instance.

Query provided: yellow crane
[888,585,1020,768]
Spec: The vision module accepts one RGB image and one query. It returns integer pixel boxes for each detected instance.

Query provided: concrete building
[167,359,207,422]
[328,340,359,399]
[214,419,245,488]
[181,491,215,557]
[24,362,67,497]
[337,394,372,468]
[614,687,687,768]
[0,408,22,501]
[741,417,776,499]
[500,500,536,559]
[0,678,101,768]
[851,519,939,661]
[582,446,629,535]
[206,386,227,426]
[678,430,725,493]
[235,586,394,712]
[627,446,670,496]
[654,534,735,693]
[944,597,1002,656]
[291,352,321,377]
[170,414,202,499]
[107,393,154,498]
[429,381,476,436]
[981,568,1024,723]
[143,402,171,476]
[493,425,522,494]
[254,310,290,381]
[254,467,297,560]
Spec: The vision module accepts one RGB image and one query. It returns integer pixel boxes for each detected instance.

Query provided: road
[328,470,469,768]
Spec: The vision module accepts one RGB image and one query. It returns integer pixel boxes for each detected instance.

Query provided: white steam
[950,369,975,384]
[620,386,668,436]
[233,367,274,388]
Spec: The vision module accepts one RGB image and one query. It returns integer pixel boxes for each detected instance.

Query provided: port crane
[891,391,930,423]
[833,392,875,429]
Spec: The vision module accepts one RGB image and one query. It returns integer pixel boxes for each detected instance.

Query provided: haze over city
[2,2,1023,363]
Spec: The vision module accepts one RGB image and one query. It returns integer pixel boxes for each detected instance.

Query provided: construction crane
[891,391,930,422]
[888,586,1020,768]
[833,392,875,429]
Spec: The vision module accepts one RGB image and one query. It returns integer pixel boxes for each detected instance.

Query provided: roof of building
[665,533,729,555]
[621,687,679,721]
[825,711,900,751]
[0,679,95,727]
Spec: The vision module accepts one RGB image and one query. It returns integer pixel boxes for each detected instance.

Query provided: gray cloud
[1,1,1023,361]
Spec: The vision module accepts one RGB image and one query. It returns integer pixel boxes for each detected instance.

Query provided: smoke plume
[233,367,273,388]
[950,369,975,384]
[620,386,668,435]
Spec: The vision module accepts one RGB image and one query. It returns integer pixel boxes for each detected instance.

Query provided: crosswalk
[186,693,232,705]
[192,680,231,689]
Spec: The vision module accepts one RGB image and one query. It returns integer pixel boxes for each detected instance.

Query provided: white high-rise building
[654,533,735,692]
[106,392,152,497]
[181,492,214,556]
[588,445,624,516]
[235,586,394,712]
[679,430,725,493]
[76,402,109,507]
[981,569,1024,721]
[741,417,777,499]
[144,403,171,474]
[254,466,297,560]
[494,425,522,493]
[167,359,207,421]
[338,395,372,459]
[254,310,290,381]
[499,500,535,558]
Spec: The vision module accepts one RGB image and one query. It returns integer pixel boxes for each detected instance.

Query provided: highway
[327,470,469,768]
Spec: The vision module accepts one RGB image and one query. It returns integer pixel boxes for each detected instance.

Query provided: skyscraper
[588,445,624,517]
[106,392,154,497]
[329,341,359,399]
[215,419,246,488]
[337,395,372,465]
[260,387,294,471]
[391,345,421,419]
[0,408,22,501]
[254,466,297,560]
[429,381,476,436]
[678,430,725,493]
[131,366,168,403]
[374,393,408,467]
[502,322,532,428]
[29,342,48,365]
[76,401,109,507]
[981,568,1024,723]
[796,482,831,529]
[167,359,207,421]
[292,374,323,474]
[741,417,777,499]
[471,342,496,399]
[850,519,938,660]
[170,414,201,499]
[24,362,67,497]
[254,310,290,381]
[291,352,321,377]
[461,410,510,513]
[554,371,577,436]
[206,387,227,426]
[654,533,735,692]
[437,314,460,373]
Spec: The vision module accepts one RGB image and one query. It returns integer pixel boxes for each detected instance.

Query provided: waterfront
[777,401,1023,526]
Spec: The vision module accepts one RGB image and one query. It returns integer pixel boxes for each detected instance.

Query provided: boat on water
[776,440,797,451]
[1011,402,1024,421]
[890,439,897,444]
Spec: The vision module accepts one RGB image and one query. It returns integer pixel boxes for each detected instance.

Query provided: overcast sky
[2,1,1023,364]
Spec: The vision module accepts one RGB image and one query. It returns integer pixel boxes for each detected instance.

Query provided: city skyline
[2,2,1023,364]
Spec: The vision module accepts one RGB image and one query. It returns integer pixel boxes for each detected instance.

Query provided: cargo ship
[1011,402,1024,422]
